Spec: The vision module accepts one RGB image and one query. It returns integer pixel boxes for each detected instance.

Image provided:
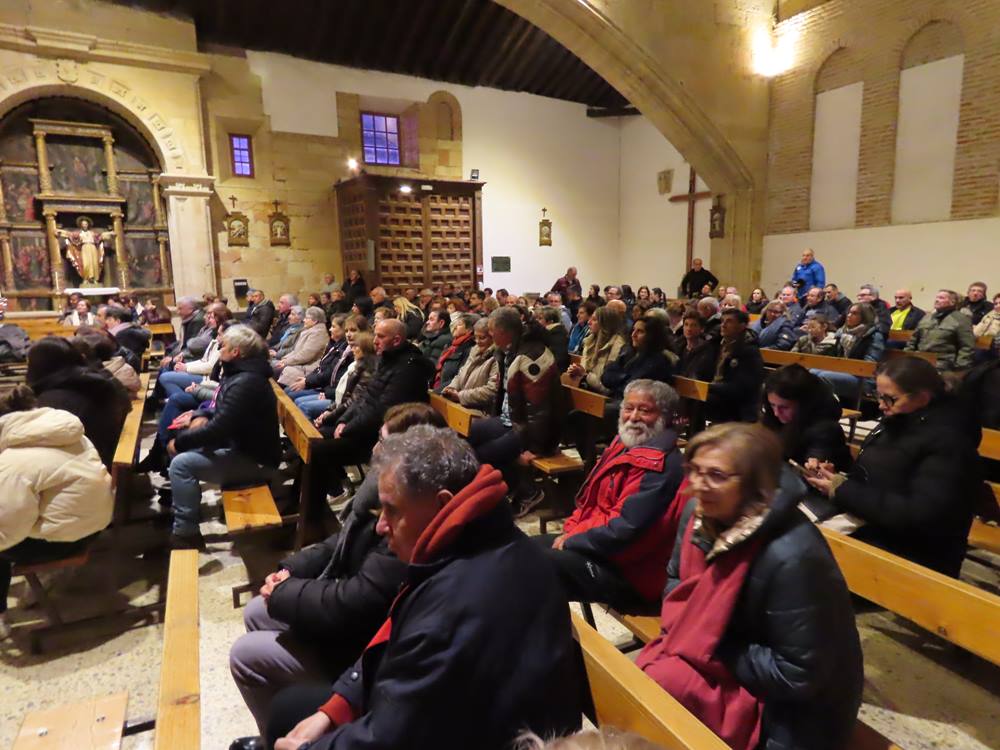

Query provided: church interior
[0,0,998,748]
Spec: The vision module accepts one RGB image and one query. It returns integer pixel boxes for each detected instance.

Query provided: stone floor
[2,430,999,749]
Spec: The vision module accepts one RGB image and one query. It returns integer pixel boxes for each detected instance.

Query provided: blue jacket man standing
[791,248,826,304]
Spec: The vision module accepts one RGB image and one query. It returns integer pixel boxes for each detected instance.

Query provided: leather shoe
[228,738,264,750]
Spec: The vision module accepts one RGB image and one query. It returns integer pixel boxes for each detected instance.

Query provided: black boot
[136,439,166,473]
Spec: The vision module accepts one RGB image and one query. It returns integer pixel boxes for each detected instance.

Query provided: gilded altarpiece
[0,101,173,311]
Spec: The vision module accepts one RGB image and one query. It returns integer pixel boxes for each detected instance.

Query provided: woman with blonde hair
[393,295,425,339]
[566,305,627,394]
[637,423,862,750]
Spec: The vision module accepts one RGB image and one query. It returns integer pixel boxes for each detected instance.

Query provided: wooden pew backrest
[561,381,608,418]
[979,429,1000,461]
[571,611,730,750]
[155,550,200,750]
[673,376,709,402]
[428,391,473,436]
[820,527,1000,666]
[271,380,322,462]
[761,349,876,378]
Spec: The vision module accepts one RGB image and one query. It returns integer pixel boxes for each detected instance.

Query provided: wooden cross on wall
[669,167,712,269]
[228,195,238,209]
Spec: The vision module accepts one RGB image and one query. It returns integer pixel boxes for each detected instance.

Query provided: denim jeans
[811,369,861,405]
[168,447,274,536]
[158,392,202,445]
[294,395,331,419]
[159,370,204,398]
[288,388,320,402]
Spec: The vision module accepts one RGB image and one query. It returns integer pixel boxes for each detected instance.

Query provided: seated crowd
[0,259,997,750]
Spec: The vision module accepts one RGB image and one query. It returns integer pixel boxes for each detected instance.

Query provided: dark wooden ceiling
[105,0,629,109]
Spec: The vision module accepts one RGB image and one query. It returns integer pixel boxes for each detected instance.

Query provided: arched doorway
[0,96,174,311]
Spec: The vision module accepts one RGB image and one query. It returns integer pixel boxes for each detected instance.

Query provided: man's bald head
[374,318,406,355]
[606,299,627,316]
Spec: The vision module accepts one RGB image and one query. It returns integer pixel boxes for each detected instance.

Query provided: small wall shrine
[0,97,173,311]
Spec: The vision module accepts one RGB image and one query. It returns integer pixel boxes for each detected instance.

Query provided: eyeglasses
[685,463,738,488]
[876,392,898,407]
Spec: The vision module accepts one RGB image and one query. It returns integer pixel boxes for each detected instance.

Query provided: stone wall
[767,0,1000,234]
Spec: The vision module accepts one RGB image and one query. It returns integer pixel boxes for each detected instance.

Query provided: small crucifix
[228,195,238,210]
[668,167,712,269]
[272,199,282,214]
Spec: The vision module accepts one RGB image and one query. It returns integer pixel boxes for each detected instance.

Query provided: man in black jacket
[164,296,205,357]
[824,283,852,327]
[418,309,452,365]
[244,289,276,338]
[229,473,407,740]
[266,293,297,348]
[167,324,280,548]
[679,257,718,299]
[268,427,581,750]
[706,309,764,424]
[105,305,151,362]
[308,319,433,512]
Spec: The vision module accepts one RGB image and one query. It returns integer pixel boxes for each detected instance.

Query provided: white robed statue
[56,216,113,286]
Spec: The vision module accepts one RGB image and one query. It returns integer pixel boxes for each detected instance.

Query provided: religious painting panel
[47,136,106,195]
[125,234,163,288]
[9,230,52,290]
[121,178,156,226]
[113,144,148,172]
[1,169,39,222]
[10,297,53,312]
[0,130,36,164]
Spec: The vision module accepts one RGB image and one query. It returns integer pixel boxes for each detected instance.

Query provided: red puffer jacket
[562,430,686,602]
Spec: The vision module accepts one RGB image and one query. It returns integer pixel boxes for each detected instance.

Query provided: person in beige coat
[276,307,330,385]
[0,386,113,638]
[972,293,1000,341]
[565,305,628,394]
[441,318,498,414]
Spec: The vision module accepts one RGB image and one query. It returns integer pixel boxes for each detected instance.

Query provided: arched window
[891,21,964,223]
[810,47,863,230]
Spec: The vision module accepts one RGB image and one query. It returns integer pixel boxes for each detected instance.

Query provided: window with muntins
[361,113,400,166]
[229,134,254,177]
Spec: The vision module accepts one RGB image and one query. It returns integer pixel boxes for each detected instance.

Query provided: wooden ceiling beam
[451,2,502,79]
[309,0,334,59]
[481,22,537,88]
[501,28,554,91]
[430,0,480,79]
[393,0,439,71]
[522,45,571,94]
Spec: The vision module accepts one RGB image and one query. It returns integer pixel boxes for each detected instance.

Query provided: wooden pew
[889,329,994,350]
[12,550,200,750]
[569,352,582,367]
[153,549,200,750]
[979,428,1000,461]
[428,391,474,436]
[820,527,1000,667]
[672,376,709,402]
[110,373,154,532]
[607,613,903,750]
[760,349,876,377]
[571,611,730,750]
[9,315,75,341]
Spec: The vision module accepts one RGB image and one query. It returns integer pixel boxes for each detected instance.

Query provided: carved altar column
[0,231,13,292]
[103,136,119,195]
[34,131,52,194]
[158,174,217,298]
[42,209,65,292]
[156,233,170,286]
[111,210,127,288]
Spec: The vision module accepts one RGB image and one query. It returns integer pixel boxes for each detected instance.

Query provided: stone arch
[901,21,963,70]
[815,47,861,93]
[426,90,462,142]
[491,0,758,286]
[0,61,190,174]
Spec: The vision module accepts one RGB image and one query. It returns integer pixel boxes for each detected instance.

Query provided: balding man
[245,289,275,338]
[791,248,825,304]
[889,289,925,332]
[308,318,434,513]
[267,294,299,348]
[680,258,718,299]
[551,266,582,302]
[905,289,975,372]
[369,286,391,311]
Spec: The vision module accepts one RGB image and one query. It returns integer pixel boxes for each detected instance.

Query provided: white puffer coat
[0,407,113,550]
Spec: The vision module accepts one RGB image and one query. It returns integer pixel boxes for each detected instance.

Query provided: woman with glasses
[805,356,982,577]
[810,302,884,406]
[637,423,862,750]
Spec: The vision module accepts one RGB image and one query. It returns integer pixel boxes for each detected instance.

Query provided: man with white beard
[535,379,686,613]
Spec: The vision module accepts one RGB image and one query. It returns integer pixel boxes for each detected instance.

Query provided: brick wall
[767,0,1000,234]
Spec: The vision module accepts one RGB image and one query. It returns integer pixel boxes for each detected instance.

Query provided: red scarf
[635,514,764,750]
[433,331,473,389]
[318,465,508,727]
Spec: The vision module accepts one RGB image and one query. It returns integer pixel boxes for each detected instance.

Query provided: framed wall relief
[225,211,250,247]
[268,200,290,246]
[538,207,552,247]
[709,198,726,239]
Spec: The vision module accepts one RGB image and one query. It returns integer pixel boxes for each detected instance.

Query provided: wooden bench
[13,550,199,749]
[147,322,176,338]
[571,611,731,750]
[110,373,154,531]
[980,428,1000,461]
[428,391,474,436]
[569,352,582,367]
[761,349,877,378]
[606,612,903,750]
[9,315,75,341]
[820,527,1000,667]
[153,549,200,750]
[672,376,709,402]
[889,329,994,350]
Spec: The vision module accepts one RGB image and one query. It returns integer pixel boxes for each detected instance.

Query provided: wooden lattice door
[335,174,483,296]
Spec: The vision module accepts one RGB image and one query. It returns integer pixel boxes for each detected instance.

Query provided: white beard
[618,416,666,448]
